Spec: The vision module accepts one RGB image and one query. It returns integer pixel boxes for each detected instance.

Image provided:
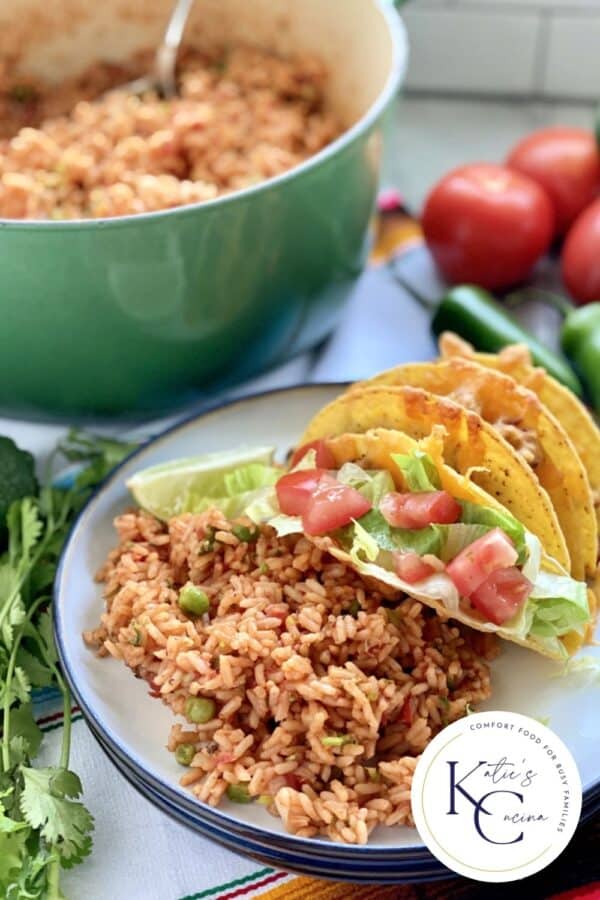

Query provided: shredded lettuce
[391,450,441,492]
[343,513,505,567]
[336,463,395,506]
[342,503,589,651]
[345,530,460,613]
[521,531,543,583]
[438,523,490,562]
[349,519,379,565]
[267,514,303,537]
[223,463,279,496]
[528,572,590,637]
[227,452,589,655]
[459,501,527,562]
[345,510,445,557]
[186,463,281,518]
[494,533,589,648]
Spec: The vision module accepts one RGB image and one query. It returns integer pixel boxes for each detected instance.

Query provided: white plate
[54,385,600,864]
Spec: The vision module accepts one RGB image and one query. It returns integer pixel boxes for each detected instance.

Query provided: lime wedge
[126,446,276,520]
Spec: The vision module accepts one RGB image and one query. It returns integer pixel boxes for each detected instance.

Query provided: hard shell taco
[350,356,597,580]
[439,332,600,529]
[300,383,571,571]
[263,429,591,661]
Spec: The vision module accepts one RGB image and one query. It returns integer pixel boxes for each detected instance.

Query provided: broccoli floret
[0,436,38,529]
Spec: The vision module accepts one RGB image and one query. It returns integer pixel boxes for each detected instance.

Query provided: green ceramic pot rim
[0,1,408,232]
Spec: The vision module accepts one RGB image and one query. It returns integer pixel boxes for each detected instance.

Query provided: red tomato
[302,475,372,536]
[276,469,326,517]
[422,163,554,289]
[392,550,438,583]
[507,128,600,235]
[399,697,415,726]
[446,528,518,598]
[289,439,336,470]
[561,198,600,304]
[469,567,532,625]
[284,773,304,790]
[380,491,461,529]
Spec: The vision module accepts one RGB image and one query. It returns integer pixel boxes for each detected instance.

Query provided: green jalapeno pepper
[560,303,600,411]
[430,284,583,397]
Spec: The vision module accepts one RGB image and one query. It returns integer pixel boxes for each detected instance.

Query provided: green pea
[178,585,210,617]
[130,624,143,646]
[385,608,401,628]
[321,734,353,748]
[175,743,196,766]
[226,783,252,803]
[348,599,360,618]
[185,696,216,723]
[231,524,260,543]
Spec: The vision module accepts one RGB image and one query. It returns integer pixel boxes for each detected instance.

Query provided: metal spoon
[116,0,196,99]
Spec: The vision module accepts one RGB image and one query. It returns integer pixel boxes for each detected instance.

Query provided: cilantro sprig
[0,430,136,898]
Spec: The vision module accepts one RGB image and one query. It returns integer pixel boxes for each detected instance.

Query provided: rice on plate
[85,506,495,845]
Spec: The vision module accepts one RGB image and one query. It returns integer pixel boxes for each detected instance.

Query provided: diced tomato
[302,474,372,536]
[393,550,438,584]
[470,566,532,625]
[290,439,336,469]
[215,752,235,766]
[446,528,518,598]
[399,697,415,726]
[276,468,326,516]
[380,491,461,529]
[284,773,304,790]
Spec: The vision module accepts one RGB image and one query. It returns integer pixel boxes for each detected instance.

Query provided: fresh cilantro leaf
[0,428,134,897]
[36,610,58,667]
[7,498,42,570]
[20,767,94,863]
[10,666,31,705]
[29,560,58,596]
[58,429,137,492]
[0,805,28,834]
[0,568,25,650]
[9,737,30,768]
[17,646,54,689]
[0,830,29,886]
[9,704,42,758]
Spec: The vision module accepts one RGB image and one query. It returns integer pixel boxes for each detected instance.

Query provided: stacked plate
[54,386,600,884]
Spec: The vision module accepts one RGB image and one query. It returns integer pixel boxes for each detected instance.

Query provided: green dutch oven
[0,0,408,419]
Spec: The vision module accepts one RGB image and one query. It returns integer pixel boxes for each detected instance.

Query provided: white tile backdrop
[401,0,600,100]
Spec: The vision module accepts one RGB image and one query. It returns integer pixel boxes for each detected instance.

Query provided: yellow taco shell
[351,356,596,580]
